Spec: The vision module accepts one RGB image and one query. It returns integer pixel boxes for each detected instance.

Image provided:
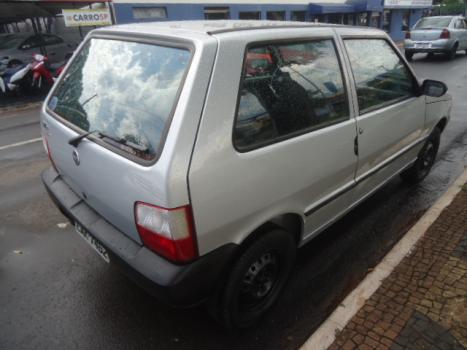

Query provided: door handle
[358,127,364,135]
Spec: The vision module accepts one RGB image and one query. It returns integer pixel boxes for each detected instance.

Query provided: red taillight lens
[405,31,411,39]
[135,202,198,263]
[440,29,450,39]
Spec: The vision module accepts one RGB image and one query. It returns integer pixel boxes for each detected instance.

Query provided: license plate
[75,222,110,263]
[415,42,431,49]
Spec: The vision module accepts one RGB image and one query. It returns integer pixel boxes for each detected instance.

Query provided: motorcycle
[30,54,55,91]
[0,53,68,96]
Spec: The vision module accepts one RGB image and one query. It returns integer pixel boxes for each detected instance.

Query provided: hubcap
[239,251,279,309]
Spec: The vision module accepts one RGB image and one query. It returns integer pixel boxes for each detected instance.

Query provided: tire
[447,44,458,60]
[405,51,414,61]
[212,228,296,329]
[400,127,441,184]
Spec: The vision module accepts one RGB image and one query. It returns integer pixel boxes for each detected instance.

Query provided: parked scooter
[0,60,32,95]
[0,53,68,96]
[30,54,54,91]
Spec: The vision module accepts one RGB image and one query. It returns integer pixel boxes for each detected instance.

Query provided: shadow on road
[0,91,47,109]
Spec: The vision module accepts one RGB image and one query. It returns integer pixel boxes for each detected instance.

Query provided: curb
[300,167,467,350]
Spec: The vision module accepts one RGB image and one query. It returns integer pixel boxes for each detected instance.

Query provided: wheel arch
[238,212,304,251]
[435,117,448,133]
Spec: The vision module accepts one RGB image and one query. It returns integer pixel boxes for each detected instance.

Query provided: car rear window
[48,38,192,161]
[414,17,452,29]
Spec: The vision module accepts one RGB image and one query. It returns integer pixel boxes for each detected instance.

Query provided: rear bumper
[404,39,454,53]
[42,167,237,307]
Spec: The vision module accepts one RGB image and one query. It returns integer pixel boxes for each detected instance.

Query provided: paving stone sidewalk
[329,183,467,350]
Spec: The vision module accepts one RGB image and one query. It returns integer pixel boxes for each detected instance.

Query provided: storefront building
[111,0,431,41]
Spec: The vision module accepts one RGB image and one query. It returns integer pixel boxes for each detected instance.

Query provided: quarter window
[344,39,416,114]
[234,40,349,150]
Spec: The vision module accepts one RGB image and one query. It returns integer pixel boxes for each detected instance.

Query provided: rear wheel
[405,51,414,61]
[447,44,458,60]
[211,228,296,328]
[400,127,440,184]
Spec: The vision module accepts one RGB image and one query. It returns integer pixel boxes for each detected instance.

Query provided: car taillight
[43,136,58,172]
[135,202,198,263]
[440,29,450,39]
[405,31,411,39]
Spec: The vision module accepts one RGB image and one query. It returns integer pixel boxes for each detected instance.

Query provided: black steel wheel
[213,228,296,329]
[400,127,440,184]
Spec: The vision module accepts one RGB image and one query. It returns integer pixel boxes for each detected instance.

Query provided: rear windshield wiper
[68,130,123,147]
[68,129,98,147]
[69,130,148,153]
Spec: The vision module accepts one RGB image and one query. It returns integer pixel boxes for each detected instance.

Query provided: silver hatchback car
[41,21,452,328]
[404,15,467,60]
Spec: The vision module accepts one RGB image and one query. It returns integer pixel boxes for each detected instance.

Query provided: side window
[456,20,465,29]
[43,34,64,45]
[344,39,416,114]
[234,39,349,150]
[20,35,44,50]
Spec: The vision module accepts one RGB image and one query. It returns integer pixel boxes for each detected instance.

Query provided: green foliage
[438,0,465,15]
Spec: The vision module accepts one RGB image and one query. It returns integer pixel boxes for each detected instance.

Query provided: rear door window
[344,39,416,114]
[234,39,349,150]
[48,38,192,162]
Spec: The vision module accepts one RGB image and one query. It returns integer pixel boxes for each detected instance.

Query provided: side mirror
[422,79,447,97]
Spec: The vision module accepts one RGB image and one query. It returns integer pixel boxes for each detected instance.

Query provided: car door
[188,30,359,251]
[340,36,425,201]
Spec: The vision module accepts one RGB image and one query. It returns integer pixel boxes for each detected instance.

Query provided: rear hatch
[410,17,452,41]
[41,34,193,243]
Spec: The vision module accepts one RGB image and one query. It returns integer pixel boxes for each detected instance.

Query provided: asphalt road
[1,52,467,350]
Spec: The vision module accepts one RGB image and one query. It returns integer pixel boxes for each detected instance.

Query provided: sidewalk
[326,179,467,349]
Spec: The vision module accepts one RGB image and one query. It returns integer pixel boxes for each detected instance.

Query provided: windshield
[48,38,192,161]
[0,35,25,49]
[414,17,452,29]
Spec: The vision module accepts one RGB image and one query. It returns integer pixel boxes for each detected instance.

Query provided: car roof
[95,20,380,38]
